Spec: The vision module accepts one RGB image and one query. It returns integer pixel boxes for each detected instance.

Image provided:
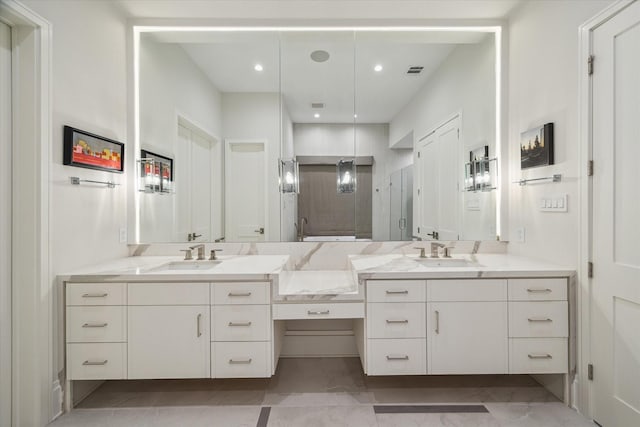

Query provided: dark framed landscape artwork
[63,125,125,173]
[520,123,554,169]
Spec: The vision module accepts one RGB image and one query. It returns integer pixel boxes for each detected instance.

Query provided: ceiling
[148,30,491,123]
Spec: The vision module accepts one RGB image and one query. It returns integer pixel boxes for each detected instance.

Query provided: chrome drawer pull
[307,310,330,315]
[228,292,252,297]
[197,313,202,337]
[528,317,553,322]
[528,353,552,359]
[82,323,108,328]
[229,358,252,364]
[386,319,409,324]
[228,322,252,327]
[435,310,440,334]
[526,288,552,293]
[385,290,409,295]
[386,355,409,361]
[81,293,108,298]
[83,360,108,366]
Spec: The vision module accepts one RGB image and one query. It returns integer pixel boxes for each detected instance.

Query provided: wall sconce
[464,145,497,192]
[337,159,356,194]
[279,159,299,193]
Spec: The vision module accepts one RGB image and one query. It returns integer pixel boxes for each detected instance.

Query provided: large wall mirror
[133,27,502,243]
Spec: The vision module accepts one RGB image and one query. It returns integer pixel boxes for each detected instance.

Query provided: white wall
[139,37,223,242]
[222,93,281,240]
[293,123,412,240]
[20,0,129,420]
[506,0,611,264]
[390,36,497,240]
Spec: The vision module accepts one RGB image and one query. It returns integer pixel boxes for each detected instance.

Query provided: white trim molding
[577,0,635,419]
[0,1,52,425]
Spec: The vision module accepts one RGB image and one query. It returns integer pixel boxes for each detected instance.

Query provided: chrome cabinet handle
[229,358,252,364]
[385,290,409,295]
[527,317,553,322]
[83,360,108,366]
[526,288,552,293]
[228,322,252,327]
[228,292,252,297]
[197,313,202,337]
[82,323,108,328]
[81,293,108,298]
[528,353,552,359]
[386,319,409,324]
[307,310,330,315]
[435,310,440,334]
[386,355,409,360]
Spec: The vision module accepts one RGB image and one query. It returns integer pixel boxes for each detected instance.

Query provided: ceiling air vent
[407,66,424,74]
[311,103,325,109]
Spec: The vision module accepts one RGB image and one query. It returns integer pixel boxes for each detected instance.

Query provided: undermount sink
[148,260,222,272]
[414,257,481,268]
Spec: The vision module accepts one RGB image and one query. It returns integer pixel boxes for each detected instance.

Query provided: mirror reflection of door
[175,123,216,242]
[417,115,461,240]
[389,165,413,241]
[225,140,267,242]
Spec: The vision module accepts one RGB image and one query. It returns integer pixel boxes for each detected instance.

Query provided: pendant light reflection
[337,159,356,193]
[279,159,299,193]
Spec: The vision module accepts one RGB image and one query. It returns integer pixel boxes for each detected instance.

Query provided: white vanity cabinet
[366,280,427,375]
[427,279,508,374]
[127,283,210,379]
[66,283,127,380]
[507,278,568,374]
[210,282,272,378]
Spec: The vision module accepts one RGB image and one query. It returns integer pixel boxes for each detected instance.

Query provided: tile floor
[49,358,596,427]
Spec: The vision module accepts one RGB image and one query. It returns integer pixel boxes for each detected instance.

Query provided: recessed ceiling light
[374,64,383,72]
[254,64,263,71]
[310,50,330,63]
[354,114,358,118]
[314,113,320,118]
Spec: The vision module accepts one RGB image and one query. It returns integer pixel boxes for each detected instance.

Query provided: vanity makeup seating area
[60,250,574,410]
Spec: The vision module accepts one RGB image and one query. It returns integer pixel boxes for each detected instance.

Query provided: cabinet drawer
[212,305,271,341]
[509,338,568,374]
[212,282,270,305]
[66,306,126,343]
[128,282,209,305]
[428,279,507,302]
[367,280,426,303]
[367,338,426,375]
[272,302,364,320]
[509,301,568,338]
[66,283,126,306]
[367,303,426,339]
[508,278,567,301]
[67,343,126,380]
[212,341,271,378]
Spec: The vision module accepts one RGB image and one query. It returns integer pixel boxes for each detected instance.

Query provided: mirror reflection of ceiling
[148,31,490,123]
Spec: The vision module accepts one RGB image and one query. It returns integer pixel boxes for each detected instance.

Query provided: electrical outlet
[515,227,526,243]
[119,228,127,243]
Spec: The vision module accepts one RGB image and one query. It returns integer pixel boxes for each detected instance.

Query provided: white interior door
[417,115,461,241]
[190,132,212,241]
[591,2,640,426]
[225,140,267,242]
[175,123,214,242]
[0,19,12,427]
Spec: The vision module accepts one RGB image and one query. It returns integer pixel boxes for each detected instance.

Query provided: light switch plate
[119,227,127,243]
[515,227,526,243]
[540,194,568,212]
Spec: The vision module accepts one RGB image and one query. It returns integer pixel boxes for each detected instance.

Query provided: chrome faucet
[299,217,308,242]
[430,242,446,258]
[414,247,427,258]
[189,244,205,260]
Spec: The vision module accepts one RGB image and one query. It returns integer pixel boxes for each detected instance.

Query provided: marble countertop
[275,270,362,302]
[58,255,289,282]
[349,253,575,280]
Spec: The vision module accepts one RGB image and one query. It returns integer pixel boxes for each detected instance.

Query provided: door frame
[224,138,269,241]
[0,1,52,425]
[578,0,636,418]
